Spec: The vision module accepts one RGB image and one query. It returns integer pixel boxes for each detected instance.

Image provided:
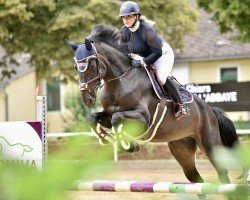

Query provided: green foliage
[0,136,113,200]
[0,0,199,81]
[122,120,147,138]
[63,88,90,132]
[140,0,200,49]
[213,143,250,199]
[197,0,250,42]
[64,89,89,120]
[234,119,250,129]
[62,86,102,132]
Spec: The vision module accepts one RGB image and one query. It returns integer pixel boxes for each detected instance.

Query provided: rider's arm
[143,30,162,65]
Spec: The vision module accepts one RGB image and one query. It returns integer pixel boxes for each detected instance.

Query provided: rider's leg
[154,42,188,119]
[163,77,189,119]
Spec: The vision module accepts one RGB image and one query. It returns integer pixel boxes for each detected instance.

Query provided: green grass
[65,121,91,132]
[234,121,250,129]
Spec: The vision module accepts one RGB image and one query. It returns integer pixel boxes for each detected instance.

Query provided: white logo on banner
[0,122,42,170]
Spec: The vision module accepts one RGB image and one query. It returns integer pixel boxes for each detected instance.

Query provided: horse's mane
[88,24,130,58]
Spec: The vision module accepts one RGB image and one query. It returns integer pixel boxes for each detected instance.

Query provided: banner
[0,121,43,170]
[185,82,250,111]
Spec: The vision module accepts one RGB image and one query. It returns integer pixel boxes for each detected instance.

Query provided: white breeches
[131,42,174,85]
[154,42,174,84]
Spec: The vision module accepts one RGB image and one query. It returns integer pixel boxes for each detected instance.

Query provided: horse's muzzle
[87,98,95,108]
[81,91,96,108]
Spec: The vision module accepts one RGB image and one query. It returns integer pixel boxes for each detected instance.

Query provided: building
[0,50,72,132]
[173,5,250,121]
[0,52,37,122]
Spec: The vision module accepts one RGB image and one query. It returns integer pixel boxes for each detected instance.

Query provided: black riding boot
[163,77,189,119]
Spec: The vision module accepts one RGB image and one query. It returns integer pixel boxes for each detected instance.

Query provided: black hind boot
[163,77,189,120]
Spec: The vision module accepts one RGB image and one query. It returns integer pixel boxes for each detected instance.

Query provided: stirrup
[175,103,189,120]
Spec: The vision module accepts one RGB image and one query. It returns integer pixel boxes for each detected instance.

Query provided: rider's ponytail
[139,15,156,26]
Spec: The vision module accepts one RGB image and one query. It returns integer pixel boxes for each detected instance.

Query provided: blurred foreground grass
[0,136,113,200]
[213,143,250,200]
[0,134,249,200]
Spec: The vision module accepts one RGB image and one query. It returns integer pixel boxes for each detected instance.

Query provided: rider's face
[122,14,137,28]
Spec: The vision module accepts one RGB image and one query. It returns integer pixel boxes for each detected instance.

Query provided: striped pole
[76,180,250,195]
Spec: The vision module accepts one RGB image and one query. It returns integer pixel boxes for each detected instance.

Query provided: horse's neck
[97,43,130,82]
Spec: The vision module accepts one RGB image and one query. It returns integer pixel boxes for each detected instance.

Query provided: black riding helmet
[119,1,140,17]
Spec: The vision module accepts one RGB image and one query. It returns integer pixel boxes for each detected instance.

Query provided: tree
[0,0,199,81]
[197,0,250,43]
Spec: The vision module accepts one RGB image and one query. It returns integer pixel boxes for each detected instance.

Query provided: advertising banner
[0,121,43,170]
[185,82,250,111]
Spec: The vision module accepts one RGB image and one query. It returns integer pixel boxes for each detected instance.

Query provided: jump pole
[75,180,250,195]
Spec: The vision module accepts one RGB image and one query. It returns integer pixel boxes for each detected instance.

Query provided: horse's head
[66,38,106,108]
[66,25,131,108]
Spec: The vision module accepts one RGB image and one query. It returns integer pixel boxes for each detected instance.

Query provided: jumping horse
[66,24,239,200]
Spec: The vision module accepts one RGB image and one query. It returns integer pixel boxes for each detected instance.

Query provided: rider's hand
[131,60,143,68]
[127,53,132,60]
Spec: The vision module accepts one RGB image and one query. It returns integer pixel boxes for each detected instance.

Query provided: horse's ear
[65,39,78,51]
[85,38,92,51]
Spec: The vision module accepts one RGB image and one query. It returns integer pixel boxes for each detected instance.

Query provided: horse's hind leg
[198,129,235,200]
[169,138,206,200]
[169,138,203,183]
[198,128,231,184]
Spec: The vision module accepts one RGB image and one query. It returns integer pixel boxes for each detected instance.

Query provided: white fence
[47,129,250,138]
[236,129,250,135]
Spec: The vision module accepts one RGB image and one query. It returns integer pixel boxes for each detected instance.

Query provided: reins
[100,65,137,88]
[90,42,138,88]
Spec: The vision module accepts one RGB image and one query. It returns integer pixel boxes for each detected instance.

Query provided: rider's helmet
[119,1,140,17]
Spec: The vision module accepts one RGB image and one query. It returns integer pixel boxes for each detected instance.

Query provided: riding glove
[131,60,143,68]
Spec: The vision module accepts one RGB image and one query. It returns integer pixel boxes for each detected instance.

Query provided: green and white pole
[75,180,250,195]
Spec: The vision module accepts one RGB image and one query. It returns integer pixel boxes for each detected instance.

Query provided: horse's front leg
[86,111,113,145]
[111,109,150,153]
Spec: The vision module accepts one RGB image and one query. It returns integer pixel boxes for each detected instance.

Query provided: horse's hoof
[132,142,140,152]
[125,142,141,153]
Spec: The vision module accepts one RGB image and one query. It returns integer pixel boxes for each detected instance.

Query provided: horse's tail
[211,107,239,148]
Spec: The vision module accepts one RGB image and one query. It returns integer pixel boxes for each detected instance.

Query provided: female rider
[119,1,189,119]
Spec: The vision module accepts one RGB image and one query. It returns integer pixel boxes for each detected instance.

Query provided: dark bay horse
[66,24,239,199]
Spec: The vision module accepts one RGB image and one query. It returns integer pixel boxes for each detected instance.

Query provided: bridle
[74,53,106,98]
[74,43,137,98]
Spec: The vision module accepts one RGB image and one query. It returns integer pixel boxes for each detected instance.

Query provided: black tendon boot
[163,77,189,120]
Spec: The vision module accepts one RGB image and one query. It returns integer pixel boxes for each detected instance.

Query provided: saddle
[144,66,193,104]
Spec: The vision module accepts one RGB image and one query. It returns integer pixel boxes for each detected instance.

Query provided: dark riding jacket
[120,21,163,65]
